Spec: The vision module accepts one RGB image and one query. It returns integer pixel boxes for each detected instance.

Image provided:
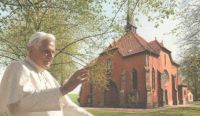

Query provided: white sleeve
[61,95,93,116]
[0,61,61,113]
[10,88,62,112]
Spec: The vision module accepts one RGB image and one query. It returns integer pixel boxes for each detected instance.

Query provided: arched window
[132,68,137,90]
[152,68,155,90]
[161,70,169,85]
[172,75,176,90]
[107,59,112,75]
[120,70,126,92]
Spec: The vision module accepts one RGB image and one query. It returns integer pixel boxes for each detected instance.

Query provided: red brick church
[79,17,193,108]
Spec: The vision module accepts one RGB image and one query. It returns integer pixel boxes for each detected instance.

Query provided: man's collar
[25,56,45,72]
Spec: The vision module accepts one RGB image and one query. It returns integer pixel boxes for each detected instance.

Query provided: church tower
[125,0,137,33]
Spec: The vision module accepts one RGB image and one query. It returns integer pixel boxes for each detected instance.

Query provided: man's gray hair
[27,32,56,47]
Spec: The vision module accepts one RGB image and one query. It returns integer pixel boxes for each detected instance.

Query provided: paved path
[85,104,196,113]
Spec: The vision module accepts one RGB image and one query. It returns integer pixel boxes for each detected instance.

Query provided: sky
[137,16,180,61]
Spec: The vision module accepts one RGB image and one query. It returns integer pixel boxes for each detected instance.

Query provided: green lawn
[68,94,200,115]
[88,104,200,116]
[1,104,200,116]
[1,94,199,116]
[68,93,79,105]
[0,113,9,116]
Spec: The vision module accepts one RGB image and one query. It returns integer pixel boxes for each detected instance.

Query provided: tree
[173,0,200,51]
[179,49,200,100]
[0,0,178,85]
[111,0,177,29]
[88,61,108,90]
[173,0,200,99]
[0,0,109,83]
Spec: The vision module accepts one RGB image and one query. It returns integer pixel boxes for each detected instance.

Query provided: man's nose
[48,52,55,58]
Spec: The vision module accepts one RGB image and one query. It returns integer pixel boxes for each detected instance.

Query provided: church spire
[125,0,137,33]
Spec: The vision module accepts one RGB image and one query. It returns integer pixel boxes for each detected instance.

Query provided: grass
[88,104,200,116]
[1,104,200,116]
[0,113,9,116]
[1,94,200,116]
[68,93,79,105]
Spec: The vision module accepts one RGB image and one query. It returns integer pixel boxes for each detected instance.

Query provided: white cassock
[0,57,92,116]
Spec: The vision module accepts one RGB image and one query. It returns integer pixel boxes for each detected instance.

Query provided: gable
[149,40,179,67]
[160,50,179,68]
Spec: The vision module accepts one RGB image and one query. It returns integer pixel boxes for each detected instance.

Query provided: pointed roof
[149,40,179,67]
[111,32,158,56]
[149,39,167,53]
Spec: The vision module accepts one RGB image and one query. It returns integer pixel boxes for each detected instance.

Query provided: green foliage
[179,48,200,100]
[88,61,109,90]
[173,0,200,50]
[0,0,108,83]
[111,0,177,29]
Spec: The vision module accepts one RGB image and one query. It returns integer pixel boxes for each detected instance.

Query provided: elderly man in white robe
[0,32,92,116]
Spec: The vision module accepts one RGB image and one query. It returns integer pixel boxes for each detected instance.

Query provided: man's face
[29,39,55,69]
